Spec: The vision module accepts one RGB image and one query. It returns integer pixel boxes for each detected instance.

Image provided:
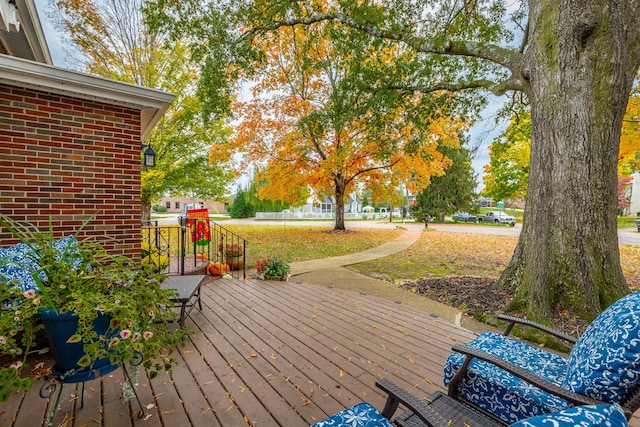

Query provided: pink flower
[132,332,142,342]
[120,330,131,339]
[10,361,22,369]
[108,338,120,348]
[23,290,36,299]
[143,331,153,340]
[0,336,6,344]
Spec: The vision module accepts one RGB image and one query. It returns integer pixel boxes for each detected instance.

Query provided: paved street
[154,214,640,245]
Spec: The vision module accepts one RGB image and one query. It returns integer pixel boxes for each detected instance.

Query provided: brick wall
[0,83,142,260]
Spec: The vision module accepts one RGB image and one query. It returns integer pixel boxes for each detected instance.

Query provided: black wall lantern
[141,144,156,168]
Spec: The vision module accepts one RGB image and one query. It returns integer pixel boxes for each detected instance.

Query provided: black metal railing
[141,219,247,280]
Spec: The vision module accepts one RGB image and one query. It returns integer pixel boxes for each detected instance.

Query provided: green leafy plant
[0,214,187,402]
[261,258,291,281]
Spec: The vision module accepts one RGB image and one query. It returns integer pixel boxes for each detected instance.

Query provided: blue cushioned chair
[509,404,627,427]
[444,291,640,424]
[311,379,628,426]
[310,402,395,427]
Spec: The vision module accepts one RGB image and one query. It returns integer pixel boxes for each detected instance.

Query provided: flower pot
[38,309,119,383]
[226,256,244,271]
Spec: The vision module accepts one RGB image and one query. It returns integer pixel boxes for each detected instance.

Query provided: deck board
[2,276,638,426]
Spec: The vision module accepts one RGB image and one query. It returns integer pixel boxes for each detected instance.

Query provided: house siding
[0,84,142,259]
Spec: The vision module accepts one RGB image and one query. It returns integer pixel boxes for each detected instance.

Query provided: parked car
[477,211,516,226]
[452,212,477,223]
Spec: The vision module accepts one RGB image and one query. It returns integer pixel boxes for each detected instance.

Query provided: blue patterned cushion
[310,402,394,427]
[564,291,640,402]
[0,235,78,292]
[0,242,39,292]
[444,332,570,424]
[509,404,627,427]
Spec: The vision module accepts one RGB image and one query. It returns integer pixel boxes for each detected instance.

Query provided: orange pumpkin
[196,253,208,260]
[208,261,230,276]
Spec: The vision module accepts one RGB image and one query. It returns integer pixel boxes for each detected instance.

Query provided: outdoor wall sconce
[141,144,156,168]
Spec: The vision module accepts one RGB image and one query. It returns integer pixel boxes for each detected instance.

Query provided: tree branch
[382,75,523,96]
[347,158,402,185]
[248,12,524,78]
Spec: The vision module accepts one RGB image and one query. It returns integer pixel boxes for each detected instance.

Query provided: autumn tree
[53,0,234,220]
[619,73,640,176]
[148,0,640,323]
[482,112,531,202]
[213,23,469,230]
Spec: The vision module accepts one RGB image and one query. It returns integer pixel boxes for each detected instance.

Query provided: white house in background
[628,172,640,216]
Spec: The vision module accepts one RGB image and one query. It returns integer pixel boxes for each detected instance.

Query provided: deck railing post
[180,225,186,275]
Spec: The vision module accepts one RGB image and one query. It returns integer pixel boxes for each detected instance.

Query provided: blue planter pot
[38,308,119,383]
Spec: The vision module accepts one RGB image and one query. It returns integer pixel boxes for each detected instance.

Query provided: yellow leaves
[620,79,640,175]
[620,244,640,289]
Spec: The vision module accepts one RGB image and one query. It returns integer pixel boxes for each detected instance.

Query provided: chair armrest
[375,378,441,425]
[449,344,602,407]
[497,314,578,344]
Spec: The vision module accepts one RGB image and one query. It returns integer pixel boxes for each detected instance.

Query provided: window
[165,202,170,209]
[320,203,333,213]
[175,202,180,209]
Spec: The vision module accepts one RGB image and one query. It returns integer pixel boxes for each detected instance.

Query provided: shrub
[261,258,291,280]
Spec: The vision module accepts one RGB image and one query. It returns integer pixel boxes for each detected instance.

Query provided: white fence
[255,211,392,220]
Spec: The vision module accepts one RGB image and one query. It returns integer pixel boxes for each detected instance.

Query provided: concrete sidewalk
[287,229,487,330]
[288,228,422,275]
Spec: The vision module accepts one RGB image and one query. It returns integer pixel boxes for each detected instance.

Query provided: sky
[32,0,507,194]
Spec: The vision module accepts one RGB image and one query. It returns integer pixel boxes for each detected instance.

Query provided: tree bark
[498,1,640,322]
[141,198,152,222]
[334,175,346,231]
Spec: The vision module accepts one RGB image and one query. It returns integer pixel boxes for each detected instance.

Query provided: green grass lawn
[223,225,639,289]
[223,225,402,267]
[619,216,640,229]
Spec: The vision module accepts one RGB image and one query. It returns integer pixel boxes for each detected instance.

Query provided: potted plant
[220,242,244,271]
[259,258,291,281]
[0,214,187,403]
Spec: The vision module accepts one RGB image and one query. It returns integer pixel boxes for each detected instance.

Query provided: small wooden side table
[161,275,205,327]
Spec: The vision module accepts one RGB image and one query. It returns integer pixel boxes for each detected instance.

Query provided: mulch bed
[400,276,590,338]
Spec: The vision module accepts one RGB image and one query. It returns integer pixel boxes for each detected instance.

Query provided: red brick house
[0,1,173,259]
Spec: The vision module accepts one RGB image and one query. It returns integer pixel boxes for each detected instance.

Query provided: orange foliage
[619,72,640,175]
[213,23,470,206]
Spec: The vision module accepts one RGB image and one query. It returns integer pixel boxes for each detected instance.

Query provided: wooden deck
[2,277,638,426]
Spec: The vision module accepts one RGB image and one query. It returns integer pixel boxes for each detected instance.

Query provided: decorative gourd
[208,261,230,276]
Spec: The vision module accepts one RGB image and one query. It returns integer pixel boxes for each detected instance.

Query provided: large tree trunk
[498,1,640,322]
[334,175,346,231]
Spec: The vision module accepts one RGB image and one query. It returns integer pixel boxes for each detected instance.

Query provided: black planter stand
[37,309,148,423]
[39,355,147,425]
